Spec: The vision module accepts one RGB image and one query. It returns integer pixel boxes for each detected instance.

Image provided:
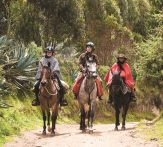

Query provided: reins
[44,86,58,96]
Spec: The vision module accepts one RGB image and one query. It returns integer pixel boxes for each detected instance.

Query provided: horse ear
[48,62,51,67]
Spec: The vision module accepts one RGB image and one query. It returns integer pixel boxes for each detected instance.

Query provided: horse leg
[47,110,51,132]
[51,111,58,136]
[121,104,129,130]
[115,105,120,131]
[81,107,86,132]
[87,109,90,129]
[80,113,82,130]
[89,103,95,134]
[42,111,46,135]
[80,107,84,130]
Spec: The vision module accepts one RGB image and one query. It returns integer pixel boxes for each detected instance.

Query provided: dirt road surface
[4,122,158,147]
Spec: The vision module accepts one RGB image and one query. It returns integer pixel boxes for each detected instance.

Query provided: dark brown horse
[110,71,132,131]
[39,63,59,135]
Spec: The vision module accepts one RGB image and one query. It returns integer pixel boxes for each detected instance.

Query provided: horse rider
[104,54,136,104]
[32,46,68,106]
[72,42,103,100]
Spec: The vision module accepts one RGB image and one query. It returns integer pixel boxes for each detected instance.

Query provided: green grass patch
[137,117,163,147]
[127,109,155,122]
[0,96,42,147]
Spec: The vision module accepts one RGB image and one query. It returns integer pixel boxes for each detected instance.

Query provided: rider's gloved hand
[82,68,87,73]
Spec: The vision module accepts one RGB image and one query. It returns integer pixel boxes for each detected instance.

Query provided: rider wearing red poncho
[104,54,136,104]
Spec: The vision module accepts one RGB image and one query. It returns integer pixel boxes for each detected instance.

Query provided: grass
[137,117,163,147]
[0,96,42,147]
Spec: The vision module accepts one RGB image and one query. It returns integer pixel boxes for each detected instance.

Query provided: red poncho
[104,63,135,89]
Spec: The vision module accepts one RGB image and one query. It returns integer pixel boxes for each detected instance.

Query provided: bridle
[41,66,58,96]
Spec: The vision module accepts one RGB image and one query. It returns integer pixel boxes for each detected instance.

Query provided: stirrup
[32,99,40,106]
[32,87,35,92]
[131,98,137,103]
[60,100,68,106]
[98,96,103,100]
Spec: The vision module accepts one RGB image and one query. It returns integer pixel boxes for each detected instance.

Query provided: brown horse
[39,63,59,135]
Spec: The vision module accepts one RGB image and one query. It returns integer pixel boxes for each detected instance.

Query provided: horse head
[85,61,97,78]
[112,71,122,85]
[111,71,124,94]
[40,62,52,86]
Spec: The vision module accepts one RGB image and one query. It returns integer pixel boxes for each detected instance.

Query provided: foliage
[0,36,37,98]
[135,36,163,108]
[0,96,41,146]
[3,0,154,61]
[9,0,41,45]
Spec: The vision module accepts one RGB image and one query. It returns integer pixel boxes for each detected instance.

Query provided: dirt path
[4,122,158,147]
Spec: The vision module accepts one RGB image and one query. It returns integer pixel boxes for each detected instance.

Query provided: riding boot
[32,80,40,106]
[108,87,113,104]
[130,90,136,102]
[98,96,103,101]
[53,73,68,106]
[59,91,68,106]
[107,92,113,104]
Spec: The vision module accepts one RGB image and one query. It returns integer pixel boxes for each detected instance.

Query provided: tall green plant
[0,36,36,97]
[135,36,163,108]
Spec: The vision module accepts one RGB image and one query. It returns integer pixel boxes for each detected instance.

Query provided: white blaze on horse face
[86,61,96,73]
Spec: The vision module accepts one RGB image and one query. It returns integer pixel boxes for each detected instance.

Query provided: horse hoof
[79,126,83,130]
[42,131,46,135]
[48,127,52,132]
[121,126,126,130]
[51,131,55,136]
[89,130,93,134]
[82,129,86,133]
[114,127,118,131]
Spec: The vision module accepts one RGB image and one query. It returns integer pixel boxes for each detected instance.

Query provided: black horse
[110,71,132,131]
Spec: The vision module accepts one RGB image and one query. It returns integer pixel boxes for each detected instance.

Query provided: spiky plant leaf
[0,36,37,97]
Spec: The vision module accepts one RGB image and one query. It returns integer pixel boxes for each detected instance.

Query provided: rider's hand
[82,68,87,73]
[79,64,84,69]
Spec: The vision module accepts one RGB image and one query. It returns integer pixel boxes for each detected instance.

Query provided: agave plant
[0,36,37,98]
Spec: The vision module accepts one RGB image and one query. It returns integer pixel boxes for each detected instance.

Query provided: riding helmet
[44,46,55,53]
[86,42,95,49]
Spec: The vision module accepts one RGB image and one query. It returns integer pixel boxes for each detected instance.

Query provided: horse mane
[43,66,50,69]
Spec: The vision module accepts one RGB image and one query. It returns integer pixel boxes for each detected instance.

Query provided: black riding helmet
[44,46,55,53]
